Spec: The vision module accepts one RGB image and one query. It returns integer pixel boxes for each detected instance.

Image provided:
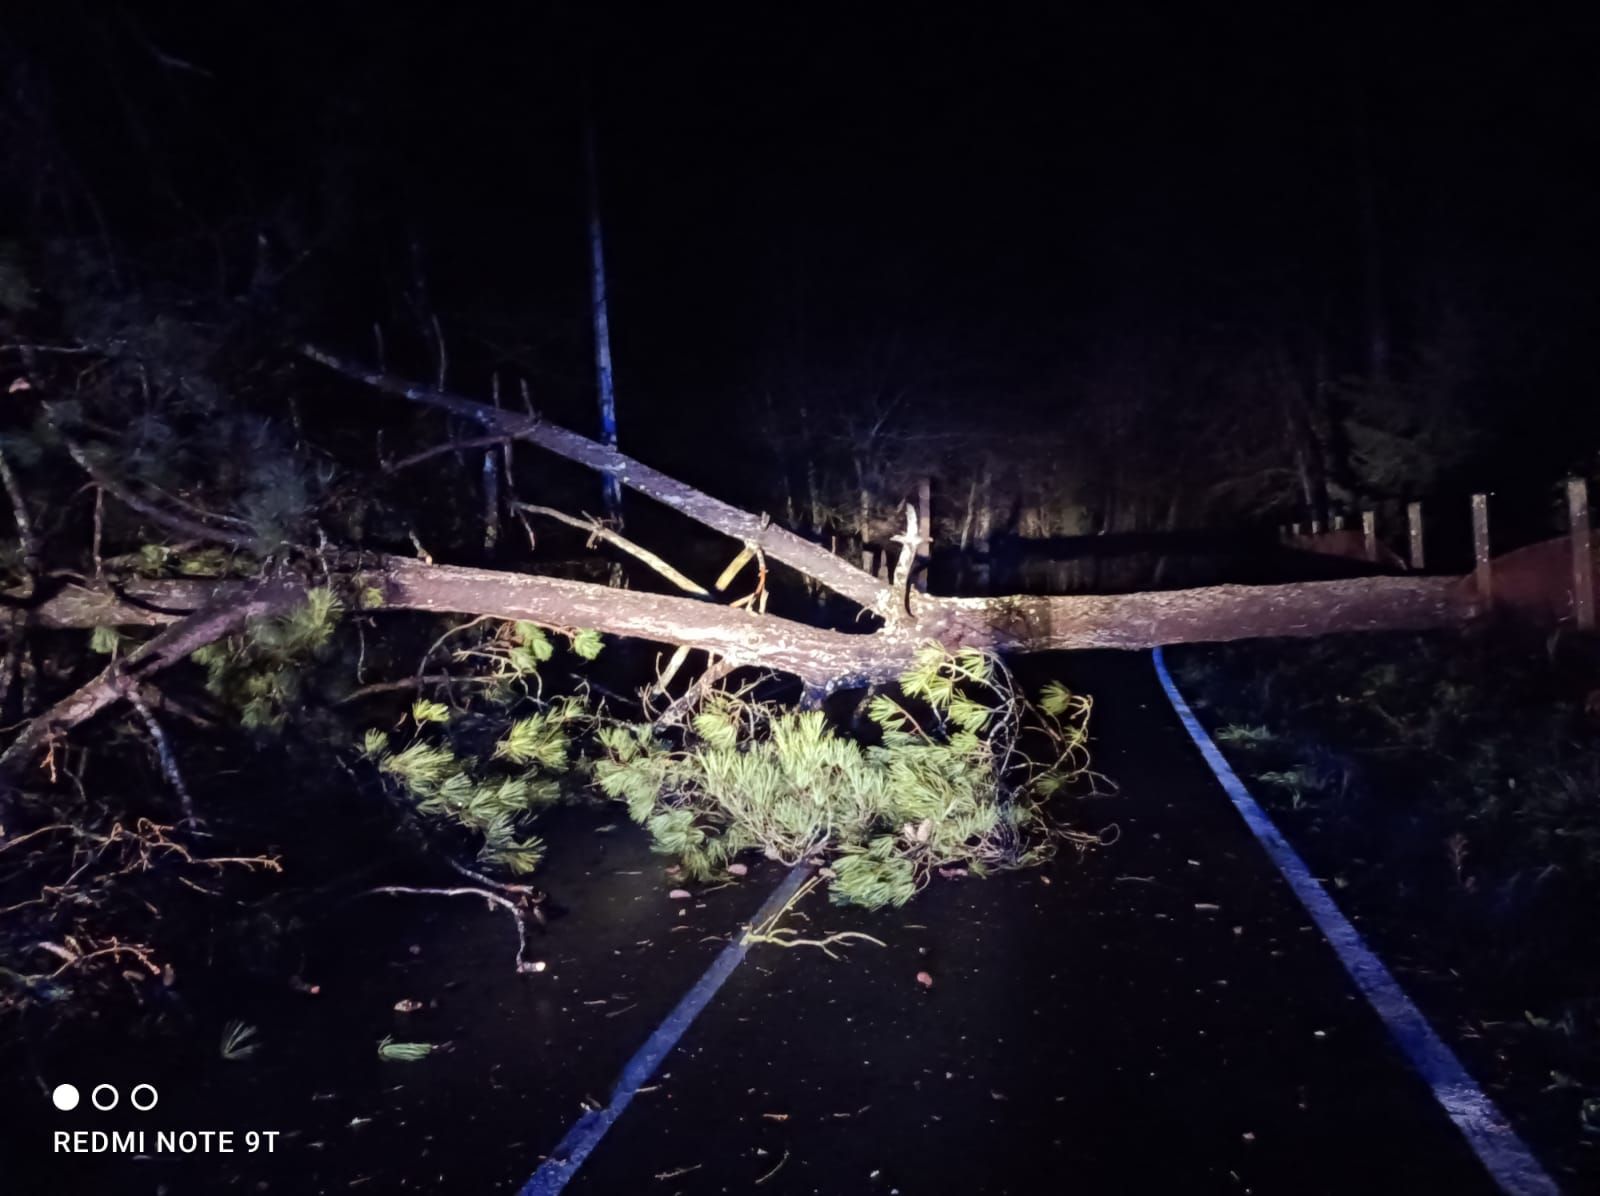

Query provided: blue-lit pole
[585,122,622,523]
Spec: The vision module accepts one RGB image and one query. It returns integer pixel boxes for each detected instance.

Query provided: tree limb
[384,431,513,474]
[57,435,262,551]
[0,444,40,578]
[8,561,1478,699]
[0,582,305,783]
[513,503,710,596]
[299,345,893,611]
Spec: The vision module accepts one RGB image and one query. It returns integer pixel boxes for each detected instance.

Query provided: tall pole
[1472,493,1492,607]
[1568,478,1594,630]
[585,121,622,523]
[915,476,932,593]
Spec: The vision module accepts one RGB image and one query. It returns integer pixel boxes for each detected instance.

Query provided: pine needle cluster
[363,693,587,875]
[595,645,1098,908]
[190,588,343,730]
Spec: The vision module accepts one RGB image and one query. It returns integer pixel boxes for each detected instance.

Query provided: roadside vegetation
[1173,628,1600,1171]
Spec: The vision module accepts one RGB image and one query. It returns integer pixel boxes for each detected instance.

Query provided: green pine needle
[411,699,451,725]
[569,629,604,660]
[377,1036,439,1062]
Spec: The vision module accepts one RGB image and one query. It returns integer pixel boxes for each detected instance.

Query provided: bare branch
[365,885,542,974]
[889,502,918,620]
[127,689,194,821]
[384,432,514,474]
[300,346,893,611]
[57,435,261,551]
[514,503,709,596]
[0,582,304,784]
[0,445,40,577]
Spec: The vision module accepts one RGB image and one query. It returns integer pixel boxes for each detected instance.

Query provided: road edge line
[517,862,813,1195]
[1151,645,1559,1196]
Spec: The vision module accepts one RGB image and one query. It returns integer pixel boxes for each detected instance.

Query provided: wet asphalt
[569,650,1499,1195]
[5,650,1505,1195]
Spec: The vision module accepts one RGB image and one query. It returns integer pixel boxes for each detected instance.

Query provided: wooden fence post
[1472,493,1492,606]
[1406,501,1424,570]
[1569,477,1595,630]
[915,476,932,593]
[1362,510,1377,562]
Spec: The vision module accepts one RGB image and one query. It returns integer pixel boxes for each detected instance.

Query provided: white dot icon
[52,1083,80,1111]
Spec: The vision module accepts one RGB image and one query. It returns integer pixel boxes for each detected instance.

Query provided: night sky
[6,4,1599,504]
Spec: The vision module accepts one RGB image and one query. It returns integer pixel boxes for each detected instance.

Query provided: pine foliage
[594,645,1098,907]
[191,589,343,730]
[363,694,587,875]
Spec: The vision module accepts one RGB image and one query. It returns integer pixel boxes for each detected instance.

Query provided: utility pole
[585,121,622,524]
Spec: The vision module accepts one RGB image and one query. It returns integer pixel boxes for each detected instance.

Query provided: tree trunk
[5,350,1486,791]
[0,345,1497,809]
[11,561,1477,695]
[972,461,994,595]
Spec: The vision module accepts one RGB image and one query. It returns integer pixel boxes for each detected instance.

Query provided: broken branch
[300,346,893,611]
[513,503,710,597]
[364,885,542,974]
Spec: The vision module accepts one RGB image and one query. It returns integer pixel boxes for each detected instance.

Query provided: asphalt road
[4,651,1505,1195]
[568,650,1500,1195]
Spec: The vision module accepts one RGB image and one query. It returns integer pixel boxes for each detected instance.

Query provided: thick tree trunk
[6,577,246,629]
[2,351,1485,793]
[10,562,1477,695]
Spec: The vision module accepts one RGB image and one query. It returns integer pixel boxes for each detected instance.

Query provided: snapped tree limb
[0,582,305,782]
[299,345,895,612]
[11,561,1477,695]
[512,503,710,597]
[2,350,1485,795]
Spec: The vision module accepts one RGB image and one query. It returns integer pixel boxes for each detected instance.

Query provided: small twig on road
[755,1150,790,1185]
[363,885,545,973]
[743,874,886,960]
[653,1164,702,1182]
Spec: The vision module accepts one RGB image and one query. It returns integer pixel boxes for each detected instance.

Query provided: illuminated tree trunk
[0,349,1484,792]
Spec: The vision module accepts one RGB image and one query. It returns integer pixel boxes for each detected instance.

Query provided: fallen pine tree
[0,338,1479,996]
[0,344,1477,788]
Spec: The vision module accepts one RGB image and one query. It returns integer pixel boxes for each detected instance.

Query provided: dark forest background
[8,16,1600,1185]
[4,3,1599,579]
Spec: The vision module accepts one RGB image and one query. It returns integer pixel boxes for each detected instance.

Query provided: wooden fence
[1279,478,1599,631]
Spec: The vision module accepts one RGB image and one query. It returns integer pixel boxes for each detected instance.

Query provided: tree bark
[0,582,304,782]
[10,562,1478,696]
[300,346,892,613]
[3,349,1487,795]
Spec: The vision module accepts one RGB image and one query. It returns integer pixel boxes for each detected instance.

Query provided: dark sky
[7,4,1600,478]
